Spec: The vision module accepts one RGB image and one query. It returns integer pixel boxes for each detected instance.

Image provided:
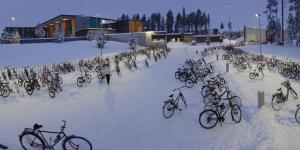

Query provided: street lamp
[100,20,106,60]
[225,3,232,45]
[255,13,262,56]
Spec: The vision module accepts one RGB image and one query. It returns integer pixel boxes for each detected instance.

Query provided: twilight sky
[0,0,268,31]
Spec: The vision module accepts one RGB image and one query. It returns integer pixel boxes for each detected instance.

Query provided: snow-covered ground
[239,44,300,62]
[0,40,143,68]
[1,41,300,150]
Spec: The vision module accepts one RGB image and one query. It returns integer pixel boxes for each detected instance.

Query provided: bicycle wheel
[201,86,212,97]
[295,106,300,124]
[77,77,84,87]
[179,72,188,82]
[19,131,45,150]
[86,74,92,83]
[249,73,256,80]
[97,74,104,83]
[18,78,23,86]
[185,79,194,88]
[25,85,33,96]
[271,94,284,111]
[199,110,218,129]
[231,104,242,123]
[1,86,10,98]
[175,71,180,79]
[48,88,55,98]
[162,101,175,118]
[237,65,244,72]
[62,136,92,150]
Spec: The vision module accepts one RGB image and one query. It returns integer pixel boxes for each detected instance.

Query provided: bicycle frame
[215,97,235,119]
[36,129,67,149]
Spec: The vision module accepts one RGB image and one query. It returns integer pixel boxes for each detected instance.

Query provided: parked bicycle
[77,72,92,87]
[271,80,298,111]
[162,86,187,118]
[199,97,242,129]
[19,120,92,150]
[249,68,264,80]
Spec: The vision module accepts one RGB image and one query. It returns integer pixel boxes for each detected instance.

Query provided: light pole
[225,3,232,45]
[255,13,262,56]
[100,20,106,60]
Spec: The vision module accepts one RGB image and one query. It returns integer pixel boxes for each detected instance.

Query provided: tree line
[118,7,210,34]
[265,0,300,43]
[287,0,300,41]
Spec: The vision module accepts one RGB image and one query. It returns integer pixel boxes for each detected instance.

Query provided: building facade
[3,14,144,39]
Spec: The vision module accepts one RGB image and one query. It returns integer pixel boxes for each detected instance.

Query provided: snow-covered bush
[96,31,106,48]
[34,24,46,38]
[53,27,64,43]
[129,37,138,50]
[86,31,93,41]
[1,30,10,40]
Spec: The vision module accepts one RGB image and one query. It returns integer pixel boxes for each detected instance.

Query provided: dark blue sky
[0,0,268,31]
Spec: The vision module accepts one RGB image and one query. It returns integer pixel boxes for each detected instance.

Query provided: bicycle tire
[62,136,92,150]
[199,110,218,129]
[295,107,300,124]
[231,104,242,123]
[77,77,84,87]
[49,88,55,98]
[185,79,194,88]
[86,74,92,83]
[1,86,10,98]
[249,73,256,80]
[19,131,46,150]
[162,101,175,118]
[271,94,284,111]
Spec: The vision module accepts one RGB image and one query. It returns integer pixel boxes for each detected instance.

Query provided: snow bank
[0,40,144,68]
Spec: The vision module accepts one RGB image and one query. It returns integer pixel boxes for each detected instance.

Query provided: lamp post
[255,13,262,56]
[100,20,106,60]
[225,3,232,46]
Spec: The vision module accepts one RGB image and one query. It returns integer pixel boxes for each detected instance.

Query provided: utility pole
[281,0,284,45]
[225,3,232,46]
[256,13,262,56]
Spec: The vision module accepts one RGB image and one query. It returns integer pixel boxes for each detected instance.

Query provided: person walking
[104,59,111,85]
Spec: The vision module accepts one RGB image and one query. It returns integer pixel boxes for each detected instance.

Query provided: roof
[40,14,117,26]
[193,34,223,38]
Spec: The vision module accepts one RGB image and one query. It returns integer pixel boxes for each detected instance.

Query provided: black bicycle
[77,72,92,87]
[162,86,187,118]
[199,97,242,129]
[271,81,298,111]
[19,120,92,150]
[249,68,264,80]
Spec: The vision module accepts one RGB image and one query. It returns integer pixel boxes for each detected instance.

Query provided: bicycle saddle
[33,123,43,130]
[277,88,282,91]
[169,94,174,98]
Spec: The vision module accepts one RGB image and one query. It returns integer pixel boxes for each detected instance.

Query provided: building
[193,34,224,43]
[244,26,266,43]
[40,15,116,38]
[2,14,144,39]
[3,27,36,38]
